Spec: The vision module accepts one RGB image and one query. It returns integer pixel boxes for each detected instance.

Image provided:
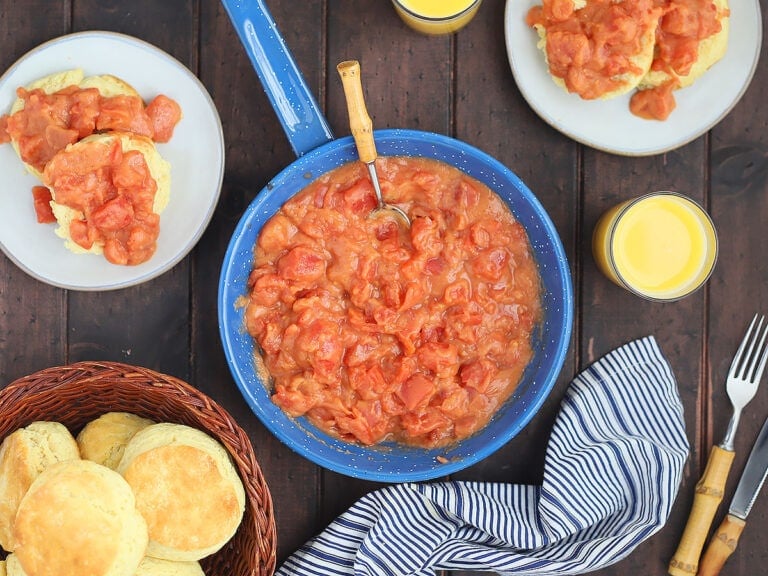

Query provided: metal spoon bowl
[337,60,411,227]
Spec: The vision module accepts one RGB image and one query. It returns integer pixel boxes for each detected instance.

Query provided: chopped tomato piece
[472,247,508,281]
[91,196,134,230]
[276,245,326,282]
[397,374,436,411]
[113,150,156,208]
[0,115,11,145]
[103,237,129,265]
[460,359,495,393]
[68,88,101,138]
[145,95,182,143]
[410,216,442,256]
[96,95,154,138]
[629,83,678,121]
[31,186,56,223]
[69,219,94,250]
[342,179,377,215]
[418,341,459,378]
[542,0,574,21]
[44,125,80,153]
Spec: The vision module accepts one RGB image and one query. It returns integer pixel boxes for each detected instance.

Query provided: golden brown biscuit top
[13,460,147,576]
[77,412,154,470]
[122,444,241,551]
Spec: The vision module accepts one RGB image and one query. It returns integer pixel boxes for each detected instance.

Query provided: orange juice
[592,192,718,301]
[392,0,482,34]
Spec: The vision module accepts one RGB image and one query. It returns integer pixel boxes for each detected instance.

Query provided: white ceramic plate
[0,31,224,290]
[504,0,762,156]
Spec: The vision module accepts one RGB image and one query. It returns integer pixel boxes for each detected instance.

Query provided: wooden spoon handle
[668,446,735,576]
[697,514,746,576]
[337,60,377,164]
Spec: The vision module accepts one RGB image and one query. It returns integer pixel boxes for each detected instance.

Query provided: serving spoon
[336,60,411,227]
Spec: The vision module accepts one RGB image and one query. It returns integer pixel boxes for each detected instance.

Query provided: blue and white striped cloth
[276,336,689,576]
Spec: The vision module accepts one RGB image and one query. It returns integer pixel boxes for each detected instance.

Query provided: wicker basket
[0,361,276,576]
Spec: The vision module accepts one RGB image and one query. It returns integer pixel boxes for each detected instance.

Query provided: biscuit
[7,69,141,180]
[640,0,729,89]
[0,421,80,552]
[531,0,659,99]
[42,131,172,257]
[117,423,245,562]
[12,459,148,576]
[77,412,154,470]
[4,554,22,576]
[135,557,205,576]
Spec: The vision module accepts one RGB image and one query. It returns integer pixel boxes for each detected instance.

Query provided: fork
[668,314,768,576]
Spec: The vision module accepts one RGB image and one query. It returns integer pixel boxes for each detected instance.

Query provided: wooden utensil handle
[668,446,735,576]
[697,514,746,576]
[337,60,377,164]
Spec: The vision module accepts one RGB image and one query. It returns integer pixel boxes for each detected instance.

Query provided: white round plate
[504,0,762,156]
[0,31,224,290]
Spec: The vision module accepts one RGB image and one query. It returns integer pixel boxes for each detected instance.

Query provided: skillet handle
[220,0,334,157]
[336,60,377,164]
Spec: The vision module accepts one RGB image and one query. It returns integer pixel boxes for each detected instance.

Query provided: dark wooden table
[1,1,767,575]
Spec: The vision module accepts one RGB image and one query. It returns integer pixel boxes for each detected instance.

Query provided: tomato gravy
[43,138,160,265]
[245,157,542,448]
[527,0,727,120]
[1,86,181,173]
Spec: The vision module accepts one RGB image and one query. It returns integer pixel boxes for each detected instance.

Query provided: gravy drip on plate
[630,0,726,120]
[245,157,542,448]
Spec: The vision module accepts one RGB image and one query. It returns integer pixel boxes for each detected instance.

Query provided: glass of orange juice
[391,0,482,35]
[592,192,718,302]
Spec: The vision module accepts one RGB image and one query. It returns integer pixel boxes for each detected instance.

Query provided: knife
[697,415,768,576]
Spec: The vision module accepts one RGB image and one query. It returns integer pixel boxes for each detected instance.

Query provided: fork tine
[747,318,768,383]
[732,314,761,378]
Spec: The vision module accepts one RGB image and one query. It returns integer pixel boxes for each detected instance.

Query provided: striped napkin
[276,336,689,576]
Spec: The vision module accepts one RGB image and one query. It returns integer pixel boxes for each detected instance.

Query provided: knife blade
[697,415,768,576]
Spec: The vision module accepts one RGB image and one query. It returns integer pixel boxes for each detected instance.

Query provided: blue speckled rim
[218,129,574,482]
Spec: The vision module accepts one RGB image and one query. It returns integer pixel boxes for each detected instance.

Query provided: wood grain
[0,1,68,385]
[1,1,767,575]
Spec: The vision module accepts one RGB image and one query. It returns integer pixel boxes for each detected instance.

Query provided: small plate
[0,31,224,290]
[504,0,762,156]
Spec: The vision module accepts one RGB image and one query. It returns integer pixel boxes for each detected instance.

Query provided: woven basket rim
[0,360,277,576]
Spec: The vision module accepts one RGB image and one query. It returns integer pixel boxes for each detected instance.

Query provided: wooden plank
[707,25,768,571]
[325,0,453,137]
[0,1,69,386]
[65,0,196,381]
[194,0,327,563]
